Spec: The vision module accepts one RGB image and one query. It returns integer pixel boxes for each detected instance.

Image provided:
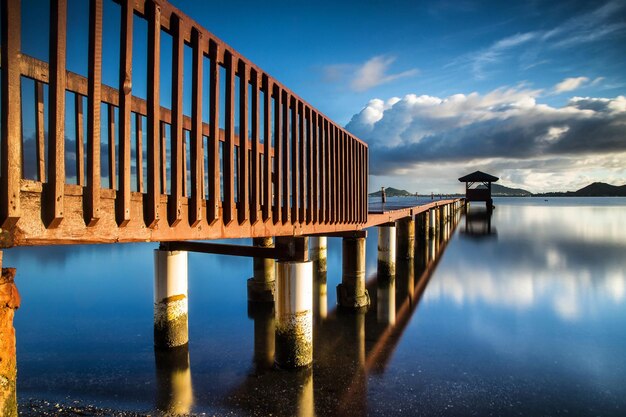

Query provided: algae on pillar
[0,265,20,417]
[154,248,189,348]
[248,237,276,303]
[275,260,313,368]
[310,237,328,320]
[337,236,370,310]
[396,217,415,260]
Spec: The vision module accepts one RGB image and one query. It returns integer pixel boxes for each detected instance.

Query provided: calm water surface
[9,197,626,415]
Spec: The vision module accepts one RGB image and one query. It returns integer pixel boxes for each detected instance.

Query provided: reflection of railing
[0,0,368,246]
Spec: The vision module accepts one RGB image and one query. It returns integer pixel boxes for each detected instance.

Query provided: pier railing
[0,0,368,246]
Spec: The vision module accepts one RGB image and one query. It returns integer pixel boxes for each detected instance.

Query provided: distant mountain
[540,182,626,197]
[369,187,414,197]
[490,184,533,197]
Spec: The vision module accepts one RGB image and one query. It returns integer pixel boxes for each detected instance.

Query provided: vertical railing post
[0,0,22,228]
[46,0,68,228]
[290,98,299,223]
[146,0,162,228]
[281,90,290,224]
[190,27,204,227]
[238,59,249,224]
[169,14,184,227]
[262,75,272,222]
[223,51,236,225]
[117,0,133,226]
[250,69,260,224]
[272,84,282,224]
[208,40,220,224]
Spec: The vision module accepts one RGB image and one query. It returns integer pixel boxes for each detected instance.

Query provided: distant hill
[369,187,414,197]
[540,182,626,197]
[490,184,533,197]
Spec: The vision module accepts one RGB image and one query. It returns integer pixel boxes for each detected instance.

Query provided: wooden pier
[0,0,466,414]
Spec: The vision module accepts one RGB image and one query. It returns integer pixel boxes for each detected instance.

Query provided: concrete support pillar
[154,249,189,348]
[428,208,436,238]
[309,237,327,275]
[0,262,20,417]
[338,237,370,310]
[155,345,193,415]
[378,225,396,280]
[275,261,313,368]
[248,237,276,303]
[396,217,415,260]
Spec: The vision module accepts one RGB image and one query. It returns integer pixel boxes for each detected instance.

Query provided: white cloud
[346,88,626,192]
[554,76,589,93]
[323,55,418,92]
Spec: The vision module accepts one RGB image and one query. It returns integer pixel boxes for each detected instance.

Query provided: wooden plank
[250,69,260,224]
[135,113,144,193]
[223,50,236,225]
[146,0,161,228]
[74,94,85,187]
[208,39,220,223]
[323,119,330,223]
[281,90,290,224]
[331,124,337,224]
[262,75,271,222]
[311,111,319,224]
[364,145,369,222]
[305,107,313,224]
[168,15,183,226]
[35,82,46,183]
[298,102,306,223]
[189,27,204,226]
[238,59,249,224]
[0,0,22,227]
[108,104,116,189]
[273,84,282,224]
[291,97,299,223]
[116,0,133,226]
[46,0,68,228]
[165,240,305,261]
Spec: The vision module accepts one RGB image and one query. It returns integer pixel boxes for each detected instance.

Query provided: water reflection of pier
[222,210,460,416]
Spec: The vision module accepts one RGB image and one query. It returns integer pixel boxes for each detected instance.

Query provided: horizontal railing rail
[0,0,368,246]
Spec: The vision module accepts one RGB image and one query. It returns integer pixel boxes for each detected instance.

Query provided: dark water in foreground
[9,197,626,415]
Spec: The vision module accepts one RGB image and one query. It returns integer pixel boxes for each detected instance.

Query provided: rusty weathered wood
[208,39,220,224]
[75,94,85,187]
[146,0,161,228]
[311,110,319,224]
[108,104,116,190]
[298,102,306,224]
[169,14,184,226]
[281,90,290,224]
[223,50,236,225]
[135,113,144,193]
[86,0,103,226]
[305,106,313,224]
[290,97,299,224]
[35,82,46,183]
[47,0,67,228]
[273,84,282,224]
[189,27,204,226]
[116,0,133,226]
[262,75,272,222]
[0,0,22,228]
[323,118,330,224]
[238,59,249,224]
[250,68,260,224]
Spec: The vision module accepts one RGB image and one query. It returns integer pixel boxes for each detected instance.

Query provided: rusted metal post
[396,216,415,260]
[338,236,369,310]
[154,248,188,348]
[378,224,396,281]
[248,237,276,303]
[275,259,313,368]
[0,258,20,417]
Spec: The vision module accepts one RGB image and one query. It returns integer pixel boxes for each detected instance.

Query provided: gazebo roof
[458,170,499,183]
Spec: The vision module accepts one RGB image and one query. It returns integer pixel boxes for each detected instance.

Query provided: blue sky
[178,0,626,193]
[18,0,626,193]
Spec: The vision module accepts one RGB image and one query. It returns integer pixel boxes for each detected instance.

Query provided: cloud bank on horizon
[346,84,626,193]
